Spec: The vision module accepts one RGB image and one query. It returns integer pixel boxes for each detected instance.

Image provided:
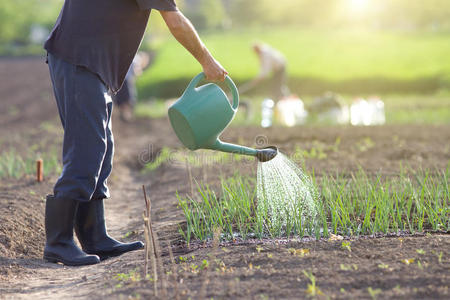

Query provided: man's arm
[160,10,227,82]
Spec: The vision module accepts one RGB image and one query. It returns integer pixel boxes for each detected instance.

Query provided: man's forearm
[161,11,212,66]
[161,10,227,81]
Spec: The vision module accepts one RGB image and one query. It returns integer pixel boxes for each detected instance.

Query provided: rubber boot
[75,199,144,260]
[43,195,100,266]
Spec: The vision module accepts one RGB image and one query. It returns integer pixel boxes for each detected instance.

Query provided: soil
[0,57,448,299]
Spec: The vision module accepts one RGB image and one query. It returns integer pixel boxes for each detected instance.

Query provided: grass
[0,148,61,179]
[138,28,450,97]
[177,168,449,244]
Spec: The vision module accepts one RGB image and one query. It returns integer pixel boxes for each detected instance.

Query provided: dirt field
[0,58,448,299]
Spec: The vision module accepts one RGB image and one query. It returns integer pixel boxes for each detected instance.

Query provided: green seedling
[123,230,137,238]
[178,256,188,263]
[341,241,351,252]
[340,264,358,271]
[416,249,425,255]
[401,258,415,265]
[417,260,423,270]
[367,287,381,300]
[289,248,310,257]
[377,263,389,269]
[200,259,209,270]
[303,270,324,297]
[114,268,142,288]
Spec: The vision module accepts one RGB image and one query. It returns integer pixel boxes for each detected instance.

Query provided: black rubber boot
[75,199,144,260]
[44,195,100,266]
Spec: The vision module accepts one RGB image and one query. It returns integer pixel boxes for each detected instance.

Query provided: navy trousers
[48,53,113,202]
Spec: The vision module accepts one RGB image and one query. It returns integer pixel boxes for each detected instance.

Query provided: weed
[401,258,415,265]
[437,251,443,264]
[303,270,324,297]
[200,259,209,270]
[288,248,310,257]
[417,260,424,270]
[341,241,351,252]
[114,268,142,288]
[340,264,357,271]
[367,287,382,300]
[416,249,426,255]
[178,256,188,263]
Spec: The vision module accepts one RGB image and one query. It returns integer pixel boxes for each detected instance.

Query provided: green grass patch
[138,28,450,98]
[0,148,61,179]
[178,168,449,244]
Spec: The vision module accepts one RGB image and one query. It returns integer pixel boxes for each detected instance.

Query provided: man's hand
[160,10,227,81]
[201,56,228,82]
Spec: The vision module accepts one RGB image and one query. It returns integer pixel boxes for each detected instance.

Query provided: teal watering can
[168,72,277,162]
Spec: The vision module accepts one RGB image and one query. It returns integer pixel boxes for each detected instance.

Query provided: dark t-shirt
[44,0,177,93]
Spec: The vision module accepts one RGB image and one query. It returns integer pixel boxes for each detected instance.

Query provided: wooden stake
[168,243,180,300]
[143,185,158,296]
[36,159,43,182]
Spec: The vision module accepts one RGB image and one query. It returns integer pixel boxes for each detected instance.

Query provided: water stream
[257,152,319,231]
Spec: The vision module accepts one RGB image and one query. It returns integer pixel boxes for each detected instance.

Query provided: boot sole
[85,243,144,261]
[44,253,100,266]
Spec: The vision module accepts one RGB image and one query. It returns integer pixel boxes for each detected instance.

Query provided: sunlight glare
[348,0,370,13]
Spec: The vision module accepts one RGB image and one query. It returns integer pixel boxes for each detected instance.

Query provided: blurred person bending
[240,42,290,101]
[43,0,227,266]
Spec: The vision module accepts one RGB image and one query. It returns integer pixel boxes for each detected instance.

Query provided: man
[240,42,289,101]
[44,0,227,266]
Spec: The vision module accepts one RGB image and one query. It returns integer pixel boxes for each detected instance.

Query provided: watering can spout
[210,140,278,162]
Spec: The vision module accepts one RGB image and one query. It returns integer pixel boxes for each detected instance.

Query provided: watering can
[168,72,277,162]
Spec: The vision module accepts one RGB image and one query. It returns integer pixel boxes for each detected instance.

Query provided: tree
[182,0,226,31]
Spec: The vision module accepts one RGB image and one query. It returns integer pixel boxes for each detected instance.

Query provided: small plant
[114,269,142,288]
[437,251,443,264]
[303,270,324,297]
[341,241,351,252]
[401,258,415,265]
[340,264,358,271]
[288,248,310,257]
[367,287,382,300]
[416,249,426,255]
[200,259,209,270]
[178,256,188,263]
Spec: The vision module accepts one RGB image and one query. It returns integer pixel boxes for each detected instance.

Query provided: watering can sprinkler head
[256,146,278,162]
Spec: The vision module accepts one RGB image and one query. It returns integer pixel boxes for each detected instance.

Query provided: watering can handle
[187,72,240,111]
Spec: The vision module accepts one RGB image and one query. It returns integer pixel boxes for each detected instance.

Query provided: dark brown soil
[0,58,448,299]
